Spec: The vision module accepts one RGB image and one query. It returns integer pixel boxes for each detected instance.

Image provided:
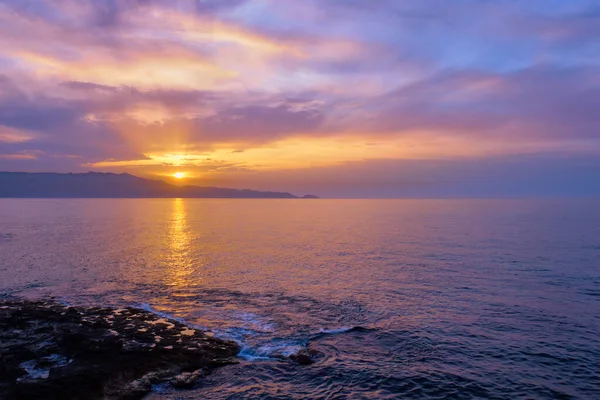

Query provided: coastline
[0,298,239,399]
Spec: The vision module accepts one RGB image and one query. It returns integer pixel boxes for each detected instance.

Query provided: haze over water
[1,199,599,399]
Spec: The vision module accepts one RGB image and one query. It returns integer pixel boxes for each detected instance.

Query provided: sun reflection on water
[166,198,196,286]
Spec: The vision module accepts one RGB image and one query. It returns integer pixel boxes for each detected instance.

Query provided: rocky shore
[0,299,240,399]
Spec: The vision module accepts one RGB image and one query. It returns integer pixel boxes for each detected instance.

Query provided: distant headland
[0,172,319,199]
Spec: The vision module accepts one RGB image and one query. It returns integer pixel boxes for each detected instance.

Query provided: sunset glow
[173,172,185,180]
[0,0,598,197]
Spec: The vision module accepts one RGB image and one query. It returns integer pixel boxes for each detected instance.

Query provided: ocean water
[1,199,599,399]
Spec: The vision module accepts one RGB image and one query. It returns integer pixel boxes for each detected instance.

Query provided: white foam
[236,312,275,332]
[318,327,354,335]
[18,360,49,380]
[237,341,305,361]
[139,304,183,324]
[237,349,273,361]
[137,303,295,364]
[17,354,71,381]
[138,303,208,331]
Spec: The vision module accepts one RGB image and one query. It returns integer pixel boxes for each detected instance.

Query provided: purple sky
[0,0,599,197]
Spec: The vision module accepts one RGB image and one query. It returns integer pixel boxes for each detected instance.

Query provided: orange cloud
[0,126,36,143]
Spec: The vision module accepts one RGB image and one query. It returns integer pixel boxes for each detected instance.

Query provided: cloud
[368,65,600,142]
[0,0,598,196]
[0,126,36,143]
[197,153,600,198]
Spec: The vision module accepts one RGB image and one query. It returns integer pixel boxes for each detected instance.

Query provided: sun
[173,172,185,179]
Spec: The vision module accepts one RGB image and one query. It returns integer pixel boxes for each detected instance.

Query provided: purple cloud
[0,0,598,196]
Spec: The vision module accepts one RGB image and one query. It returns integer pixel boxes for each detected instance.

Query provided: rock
[288,347,321,365]
[0,299,240,399]
[105,377,152,400]
[169,369,206,388]
[289,349,313,365]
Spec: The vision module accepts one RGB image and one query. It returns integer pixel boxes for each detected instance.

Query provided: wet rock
[105,377,152,400]
[288,347,321,365]
[169,369,206,388]
[289,349,313,365]
[0,299,240,399]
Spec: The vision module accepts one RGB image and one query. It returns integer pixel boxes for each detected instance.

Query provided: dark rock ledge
[0,299,240,399]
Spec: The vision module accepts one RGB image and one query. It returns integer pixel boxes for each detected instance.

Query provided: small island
[0,172,319,199]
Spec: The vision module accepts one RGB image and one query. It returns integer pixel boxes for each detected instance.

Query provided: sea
[0,199,599,399]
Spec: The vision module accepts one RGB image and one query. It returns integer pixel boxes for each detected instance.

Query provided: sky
[0,0,599,198]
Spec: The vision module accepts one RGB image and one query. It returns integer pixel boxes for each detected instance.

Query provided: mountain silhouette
[0,172,318,199]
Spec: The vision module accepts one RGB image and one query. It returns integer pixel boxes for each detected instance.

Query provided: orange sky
[0,0,599,197]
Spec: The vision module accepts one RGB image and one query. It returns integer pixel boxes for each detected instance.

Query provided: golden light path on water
[166,198,196,287]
